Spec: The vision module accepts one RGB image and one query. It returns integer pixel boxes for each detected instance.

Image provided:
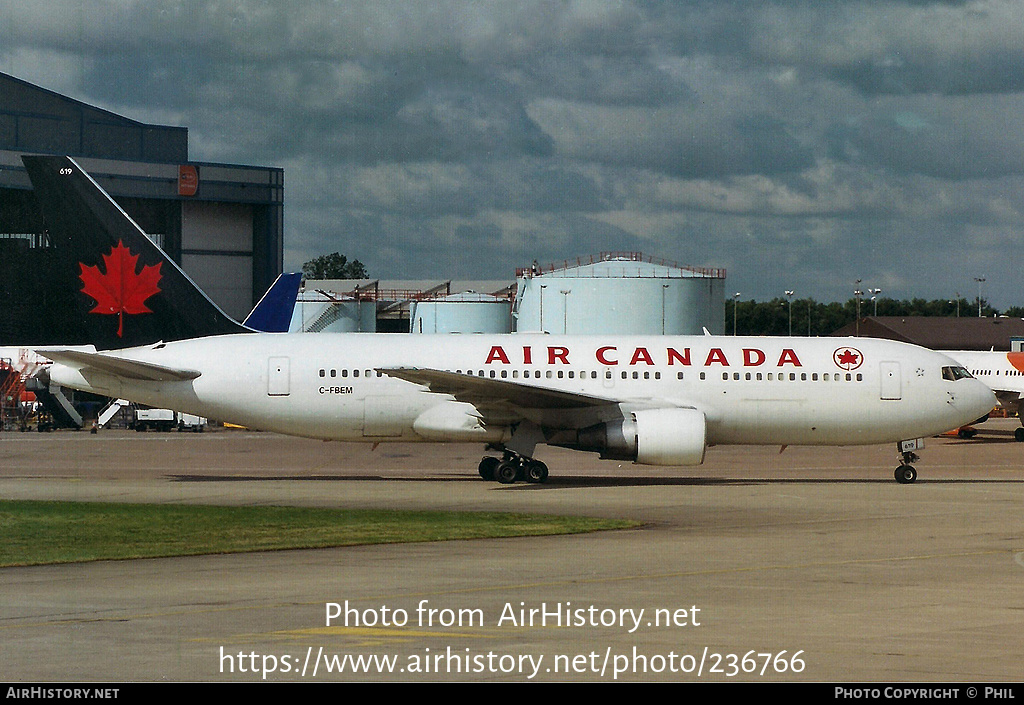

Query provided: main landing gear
[478,451,549,484]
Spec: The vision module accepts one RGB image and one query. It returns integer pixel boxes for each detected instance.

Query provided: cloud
[3,1,1024,309]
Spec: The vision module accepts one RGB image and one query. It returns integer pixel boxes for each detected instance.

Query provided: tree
[301,252,367,280]
[727,295,1010,336]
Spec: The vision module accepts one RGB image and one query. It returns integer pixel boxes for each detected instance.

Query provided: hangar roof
[830,316,1024,351]
[0,72,187,163]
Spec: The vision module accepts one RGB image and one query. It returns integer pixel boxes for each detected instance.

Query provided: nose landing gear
[894,439,922,484]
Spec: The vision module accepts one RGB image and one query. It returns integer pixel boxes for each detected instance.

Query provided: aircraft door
[880,361,901,400]
[268,357,290,396]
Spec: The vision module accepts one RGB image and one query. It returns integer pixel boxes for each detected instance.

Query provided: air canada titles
[484,344,807,368]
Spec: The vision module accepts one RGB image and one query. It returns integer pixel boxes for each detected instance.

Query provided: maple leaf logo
[833,347,863,371]
[79,240,162,338]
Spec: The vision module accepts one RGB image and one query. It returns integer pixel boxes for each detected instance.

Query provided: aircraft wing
[39,349,201,382]
[380,367,615,410]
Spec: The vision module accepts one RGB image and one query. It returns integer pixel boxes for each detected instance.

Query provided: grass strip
[0,500,638,566]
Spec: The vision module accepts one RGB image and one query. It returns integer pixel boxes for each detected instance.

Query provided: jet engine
[573,408,707,466]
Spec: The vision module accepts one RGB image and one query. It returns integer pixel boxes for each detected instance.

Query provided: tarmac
[1,420,1023,682]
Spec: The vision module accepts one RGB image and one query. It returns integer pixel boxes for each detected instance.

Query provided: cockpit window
[942,366,974,381]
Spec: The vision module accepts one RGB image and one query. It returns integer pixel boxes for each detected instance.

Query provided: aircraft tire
[495,461,518,484]
[894,465,917,484]
[524,460,549,484]
[478,456,499,481]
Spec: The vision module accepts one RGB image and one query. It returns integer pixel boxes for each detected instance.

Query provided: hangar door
[880,361,901,401]
[268,357,290,396]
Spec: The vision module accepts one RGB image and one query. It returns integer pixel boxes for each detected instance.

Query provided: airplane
[943,349,1024,441]
[23,155,995,484]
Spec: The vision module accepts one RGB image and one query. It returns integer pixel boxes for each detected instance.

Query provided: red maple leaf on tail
[79,240,163,338]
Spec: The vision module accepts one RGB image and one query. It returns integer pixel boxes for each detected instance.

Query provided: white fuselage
[44,333,994,457]
[945,350,1024,412]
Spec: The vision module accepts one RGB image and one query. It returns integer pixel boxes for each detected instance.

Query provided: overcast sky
[4,1,1024,308]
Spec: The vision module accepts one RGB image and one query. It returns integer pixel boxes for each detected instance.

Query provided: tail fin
[243,272,301,332]
[22,155,251,350]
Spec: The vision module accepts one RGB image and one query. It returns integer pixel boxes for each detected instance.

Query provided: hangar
[0,72,283,345]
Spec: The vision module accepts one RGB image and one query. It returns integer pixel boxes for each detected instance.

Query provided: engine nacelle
[575,408,707,466]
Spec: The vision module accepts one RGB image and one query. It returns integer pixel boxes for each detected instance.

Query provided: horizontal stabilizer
[39,349,201,382]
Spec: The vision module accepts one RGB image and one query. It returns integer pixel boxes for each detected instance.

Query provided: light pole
[539,284,547,332]
[854,280,863,336]
[785,290,795,336]
[560,289,571,334]
[733,292,740,336]
[661,284,670,335]
[869,288,882,316]
[975,277,986,317]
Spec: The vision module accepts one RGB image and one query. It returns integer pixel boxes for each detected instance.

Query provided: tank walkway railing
[516,251,726,279]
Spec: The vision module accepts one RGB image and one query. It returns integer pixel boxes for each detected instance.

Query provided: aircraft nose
[962,379,996,418]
